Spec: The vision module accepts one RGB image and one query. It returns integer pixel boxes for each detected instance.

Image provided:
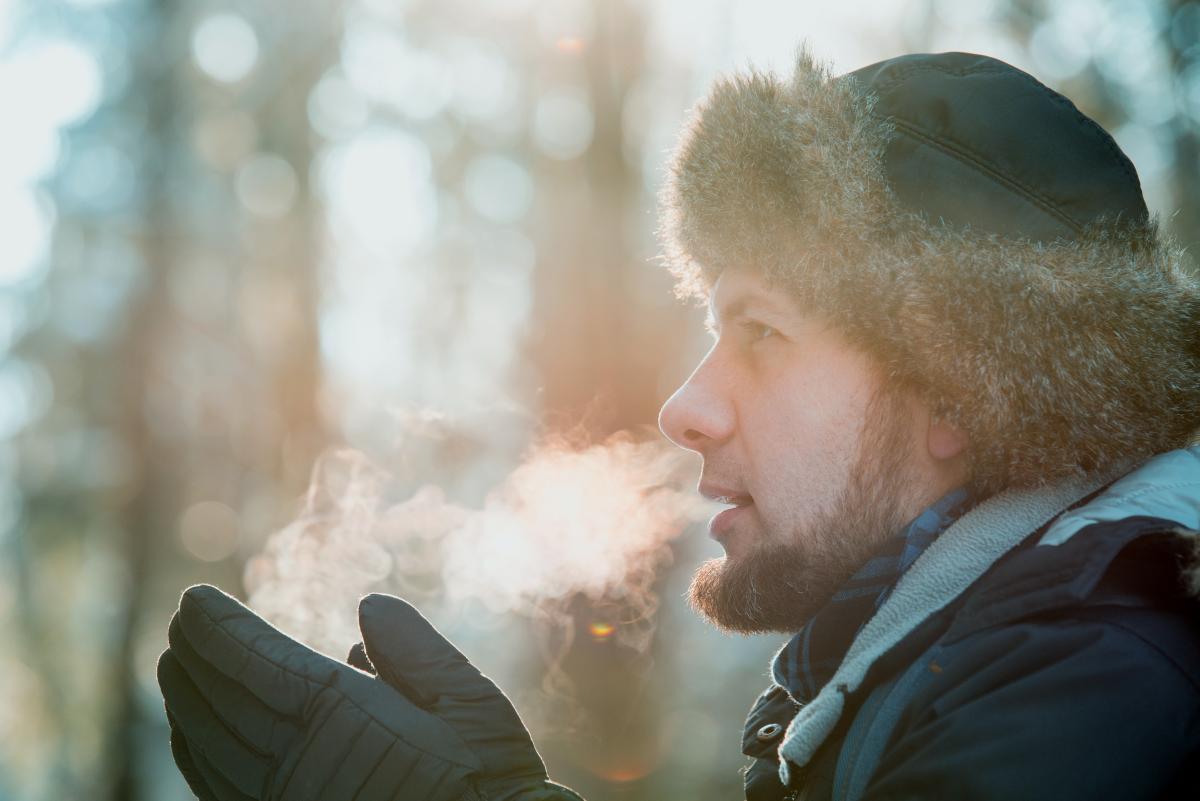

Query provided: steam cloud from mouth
[243,430,717,659]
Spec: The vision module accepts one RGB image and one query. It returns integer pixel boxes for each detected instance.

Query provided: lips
[699,482,754,507]
[699,482,755,547]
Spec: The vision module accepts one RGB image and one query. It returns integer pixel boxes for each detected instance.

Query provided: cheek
[755,359,869,455]
[741,358,873,520]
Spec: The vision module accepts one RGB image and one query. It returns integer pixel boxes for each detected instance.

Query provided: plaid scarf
[770,487,974,704]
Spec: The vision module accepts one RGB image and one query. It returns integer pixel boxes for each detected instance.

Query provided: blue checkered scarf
[771,487,974,703]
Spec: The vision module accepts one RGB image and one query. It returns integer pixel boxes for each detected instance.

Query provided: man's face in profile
[658,270,930,633]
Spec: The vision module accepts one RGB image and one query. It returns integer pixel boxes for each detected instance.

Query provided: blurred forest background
[1,0,1198,798]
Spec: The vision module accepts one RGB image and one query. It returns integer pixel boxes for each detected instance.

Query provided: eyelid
[738,318,778,341]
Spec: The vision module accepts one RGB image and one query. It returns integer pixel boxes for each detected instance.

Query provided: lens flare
[588,621,615,640]
[555,37,585,54]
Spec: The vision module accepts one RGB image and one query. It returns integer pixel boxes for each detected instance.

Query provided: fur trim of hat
[659,49,1200,494]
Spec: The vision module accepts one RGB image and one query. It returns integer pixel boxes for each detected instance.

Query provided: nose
[658,351,735,453]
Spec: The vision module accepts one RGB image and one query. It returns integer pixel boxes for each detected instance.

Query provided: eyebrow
[705,294,791,335]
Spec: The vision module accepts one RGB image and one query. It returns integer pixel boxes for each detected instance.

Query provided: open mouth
[707,493,754,543]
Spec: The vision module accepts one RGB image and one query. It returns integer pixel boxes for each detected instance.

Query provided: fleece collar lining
[776,461,1131,783]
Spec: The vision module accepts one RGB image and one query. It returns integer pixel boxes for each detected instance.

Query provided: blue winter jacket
[742,447,1200,801]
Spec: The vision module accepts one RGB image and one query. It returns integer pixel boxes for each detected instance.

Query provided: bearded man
[158,50,1200,801]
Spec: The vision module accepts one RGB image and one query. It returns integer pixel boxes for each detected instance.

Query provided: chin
[688,506,904,634]
[716,525,755,561]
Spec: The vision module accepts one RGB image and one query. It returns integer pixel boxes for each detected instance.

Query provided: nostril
[683,428,707,443]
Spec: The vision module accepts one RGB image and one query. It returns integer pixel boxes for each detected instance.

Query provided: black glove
[158,584,482,801]
[346,593,585,801]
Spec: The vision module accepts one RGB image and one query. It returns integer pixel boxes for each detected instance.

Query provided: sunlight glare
[0,189,53,288]
[0,39,103,130]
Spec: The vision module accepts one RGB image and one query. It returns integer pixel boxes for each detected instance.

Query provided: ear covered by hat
[659,48,1200,494]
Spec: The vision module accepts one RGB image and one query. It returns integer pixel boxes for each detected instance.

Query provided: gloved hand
[346,593,585,801]
[158,584,483,801]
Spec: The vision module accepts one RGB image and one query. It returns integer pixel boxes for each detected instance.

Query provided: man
[158,50,1200,800]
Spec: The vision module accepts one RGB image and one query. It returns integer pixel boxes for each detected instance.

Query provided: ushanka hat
[660,49,1200,494]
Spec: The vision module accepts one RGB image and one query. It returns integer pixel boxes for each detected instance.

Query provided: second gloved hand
[348,594,585,801]
[159,584,482,801]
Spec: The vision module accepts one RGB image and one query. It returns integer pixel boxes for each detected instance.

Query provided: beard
[687,386,922,634]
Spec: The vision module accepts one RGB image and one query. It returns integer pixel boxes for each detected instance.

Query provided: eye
[740,319,778,343]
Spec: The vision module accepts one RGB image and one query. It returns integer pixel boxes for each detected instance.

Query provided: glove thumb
[357,593,492,709]
[346,641,375,674]
[359,594,556,799]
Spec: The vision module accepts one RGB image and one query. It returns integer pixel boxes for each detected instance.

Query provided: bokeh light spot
[0,39,103,137]
[0,115,61,185]
[179,501,241,562]
[0,189,53,288]
[1029,18,1091,81]
[307,70,370,140]
[448,40,519,123]
[192,13,259,84]
[318,128,436,254]
[235,152,299,218]
[1113,122,1172,178]
[463,154,533,223]
[0,359,52,439]
[61,141,136,210]
[533,89,594,160]
[1180,61,1200,125]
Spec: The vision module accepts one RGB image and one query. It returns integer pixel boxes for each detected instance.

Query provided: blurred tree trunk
[102,2,335,798]
[529,0,684,436]
[105,1,185,797]
[526,1,678,796]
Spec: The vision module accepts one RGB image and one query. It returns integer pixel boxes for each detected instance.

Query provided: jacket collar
[1040,447,1200,546]
[941,445,1200,645]
[775,463,1124,783]
[772,445,1200,783]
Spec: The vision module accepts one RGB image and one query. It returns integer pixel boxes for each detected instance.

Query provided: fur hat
[660,49,1200,494]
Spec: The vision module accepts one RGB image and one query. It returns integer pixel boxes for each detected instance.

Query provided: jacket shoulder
[860,514,1200,800]
[867,598,1200,800]
[944,514,1199,643]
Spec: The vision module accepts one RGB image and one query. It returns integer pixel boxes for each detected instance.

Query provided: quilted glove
[346,593,585,801]
[159,584,482,801]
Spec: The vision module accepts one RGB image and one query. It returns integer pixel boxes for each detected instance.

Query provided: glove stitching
[166,641,283,762]
[185,726,260,801]
[168,712,219,801]
[346,719,406,801]
[275,687,351,801]
[188,600,481,773]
